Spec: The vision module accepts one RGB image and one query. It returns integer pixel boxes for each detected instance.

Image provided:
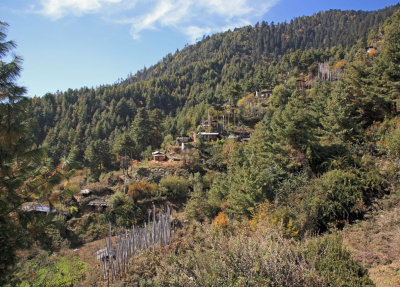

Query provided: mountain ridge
[30,5,399,166]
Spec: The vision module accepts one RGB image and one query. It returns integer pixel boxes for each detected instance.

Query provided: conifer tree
[380,9,400,107]
[0,22,33,280]
[320,82,358,143]
[130,108,152,155]
[0,22,62,282]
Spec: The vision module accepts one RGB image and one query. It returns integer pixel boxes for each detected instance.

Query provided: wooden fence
[96,205,172,281]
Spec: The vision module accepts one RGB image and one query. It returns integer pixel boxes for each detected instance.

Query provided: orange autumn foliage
[213,211,229,229]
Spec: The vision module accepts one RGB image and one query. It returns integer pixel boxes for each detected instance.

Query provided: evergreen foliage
[0,22,64,282]
[5,5,400,286]
[29,5,399,167]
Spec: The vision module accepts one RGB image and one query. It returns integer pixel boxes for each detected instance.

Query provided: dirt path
[74,238,106,266]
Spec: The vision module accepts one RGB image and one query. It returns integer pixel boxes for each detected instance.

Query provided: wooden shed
[199,132,219,141]
[176,136,190,145]
[88,199,109,211]
[152,151,166,161]
[22,203,50,214]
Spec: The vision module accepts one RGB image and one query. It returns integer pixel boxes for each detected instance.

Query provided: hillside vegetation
[1,4,400,286]
[30,5,398,167]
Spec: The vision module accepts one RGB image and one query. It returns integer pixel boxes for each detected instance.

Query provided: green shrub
[81,213,108,242]
[31,255,87,287]
[305,234,374,286]
[157,175,189,200]
[106,192,142,227]
[128,180,156,201]
[9,253,87,287]
[69,206,78,216]
[385,126,400,157]
[185,173,210,222]
[300,169,365,232]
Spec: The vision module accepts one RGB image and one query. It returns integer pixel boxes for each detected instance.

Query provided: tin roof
[88,199,109,207]
[199,132,219,136]
[22,204,50,213]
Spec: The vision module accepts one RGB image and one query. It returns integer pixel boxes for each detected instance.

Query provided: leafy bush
[69,206,78,216]
[80,213,108,242]
[185,173,209,222]
[128,180,156,201]
[157,175,189,200]
[7,252,87,287]
[305,234,374,286]
[106,192,142,227]
[299,169,366,232]
[31,255,87,287]
[212,211,229,230]
[250,201,298,239]
[385,126,400,157]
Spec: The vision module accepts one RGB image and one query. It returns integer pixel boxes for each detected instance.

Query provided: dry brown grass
[75,237,106,266]
[342,190,400,286]
[343,208,400,266]
[369,260,400,287]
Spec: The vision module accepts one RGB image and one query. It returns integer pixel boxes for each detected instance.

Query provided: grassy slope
[343,188,400,286]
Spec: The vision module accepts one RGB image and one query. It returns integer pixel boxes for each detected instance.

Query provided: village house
[198,132,219,141]
[87,199,109,211]
[21,203,69,217]
[152,151,166,161]
[200,119,219,129]
[256,90,273,99]
[74,188,92,203]
[175,136,190,145]
[241,135,251,142]
[22,203,50,214]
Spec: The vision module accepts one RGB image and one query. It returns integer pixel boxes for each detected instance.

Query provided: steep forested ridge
[127,7,396,83]
[30,5,398,166]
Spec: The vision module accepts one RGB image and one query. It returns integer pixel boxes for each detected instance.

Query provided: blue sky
[1,0,399,97]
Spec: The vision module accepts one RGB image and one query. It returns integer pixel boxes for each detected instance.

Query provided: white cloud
[39,0,123,19]
[128,0,192,39]
[183,26,213,42]
[37,0,280,42]
[126,0,280,41]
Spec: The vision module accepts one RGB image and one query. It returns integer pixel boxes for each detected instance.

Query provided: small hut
[74,189,92,202]
[260,90,273,98]
[199,132,219,141]
[152,151,166,161]
[200,119,218,128]
[88,199,109,211]
[22,203,50,214]
[80,189,91,196]
[176,136,190,146]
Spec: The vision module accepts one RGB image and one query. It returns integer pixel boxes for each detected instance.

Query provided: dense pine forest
[30,5,398,167]
[2,4,400,286]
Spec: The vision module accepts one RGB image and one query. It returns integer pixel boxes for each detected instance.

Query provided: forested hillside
[30,5,398,168]
[3,4,400,286]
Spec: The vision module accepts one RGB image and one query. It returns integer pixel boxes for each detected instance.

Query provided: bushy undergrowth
[68,213,108,245]
[6,250,87,287]
[92,219,374,286]
[157,175,189,200]
[343,188,400,268]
